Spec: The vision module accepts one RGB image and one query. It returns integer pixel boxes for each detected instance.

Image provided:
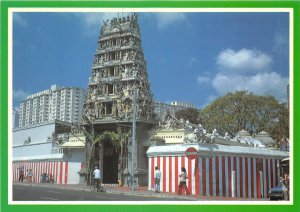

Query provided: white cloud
[76,12,186,35]
[13,89,31,104]
[75,12,132,36]
[155,13,187,30]
[13,13,27,27]
[197,76,210,85]
[217,48,272,73]
[187,57,197,66]
[201,95,217,109]
[75,13,110,36]
[211,72,288,101]
[80,13,105,27]
[207,48,289,103]
[273,30,289,55]
[159,58,167,65]
[78,13,121,27]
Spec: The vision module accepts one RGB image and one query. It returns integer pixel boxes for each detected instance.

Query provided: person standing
[26,169,29,182]
[27,169,33,184]
[93,166,101,192]
[178,167,189,195]
[18,167,24,182]
[154,166,161,193]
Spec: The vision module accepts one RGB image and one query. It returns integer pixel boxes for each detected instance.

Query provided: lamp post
[131,88,137,191]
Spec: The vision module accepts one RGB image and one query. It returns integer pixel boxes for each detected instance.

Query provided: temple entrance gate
[102,139,119,184]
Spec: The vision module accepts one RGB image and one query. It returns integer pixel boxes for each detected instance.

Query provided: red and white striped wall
[13,161,69,184]
[148,155,280,198]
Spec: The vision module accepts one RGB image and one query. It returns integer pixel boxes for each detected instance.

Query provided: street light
[131,88,137,191]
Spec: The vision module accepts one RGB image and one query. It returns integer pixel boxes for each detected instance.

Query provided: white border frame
[8,7,294,205]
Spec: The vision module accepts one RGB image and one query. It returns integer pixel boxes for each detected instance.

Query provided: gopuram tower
[83,14,155,186]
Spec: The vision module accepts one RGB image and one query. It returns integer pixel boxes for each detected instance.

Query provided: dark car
[269,181,289,200]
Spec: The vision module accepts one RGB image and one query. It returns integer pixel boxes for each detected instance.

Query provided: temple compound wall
[12,121,85,184]
[147,144,288,199]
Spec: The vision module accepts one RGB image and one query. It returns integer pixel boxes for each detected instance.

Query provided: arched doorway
[102,139,119,184]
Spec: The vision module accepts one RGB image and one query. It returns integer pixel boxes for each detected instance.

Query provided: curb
[13,183,198,201]
[13,183,268,201]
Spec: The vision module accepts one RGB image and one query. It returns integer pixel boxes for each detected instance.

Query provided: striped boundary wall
[13,161,69,184]
[148,155,280,198]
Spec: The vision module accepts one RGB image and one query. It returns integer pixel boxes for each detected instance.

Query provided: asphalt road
[13,184,190,201]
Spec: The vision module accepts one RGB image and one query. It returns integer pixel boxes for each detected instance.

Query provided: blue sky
[12,11,290,108]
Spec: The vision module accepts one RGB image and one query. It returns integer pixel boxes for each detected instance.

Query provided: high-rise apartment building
[18,85,85,128]
[12,108,20,128]
[170,101,196,108]
[154,101,196,122]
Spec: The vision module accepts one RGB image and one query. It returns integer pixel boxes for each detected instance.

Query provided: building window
[113,39,117,46]
[107,84,114,94]
[104,102,112,115]
[109,66,114,76]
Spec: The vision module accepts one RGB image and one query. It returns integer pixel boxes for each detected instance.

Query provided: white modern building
[18,85,85,128]
[13,108,19,128]
[170,101,196,108]
[12,120,85,184]
[154,101,196,122]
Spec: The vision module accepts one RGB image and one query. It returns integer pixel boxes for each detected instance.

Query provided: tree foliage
[198,91,289,142]
[175,107,199,124]
[85,126,130,185]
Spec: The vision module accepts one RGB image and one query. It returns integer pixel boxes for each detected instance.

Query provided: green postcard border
[1,1,299,212]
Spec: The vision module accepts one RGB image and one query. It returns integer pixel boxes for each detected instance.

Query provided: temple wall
[147,144,289,199]
[12,160,70,184]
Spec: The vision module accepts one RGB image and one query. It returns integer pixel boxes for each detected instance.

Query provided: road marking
[14,188,27,190]
[40,197,59,201]
[48,191,62,194]
[96,196,117,200]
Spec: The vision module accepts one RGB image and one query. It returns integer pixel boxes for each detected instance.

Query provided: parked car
[269,181,289,200]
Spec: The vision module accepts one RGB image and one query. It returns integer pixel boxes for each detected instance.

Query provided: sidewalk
[13,182,268,201]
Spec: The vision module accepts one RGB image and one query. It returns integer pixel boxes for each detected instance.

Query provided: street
[13,184,191,201]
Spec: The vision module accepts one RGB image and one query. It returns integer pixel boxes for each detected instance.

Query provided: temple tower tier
[83,14,155,186]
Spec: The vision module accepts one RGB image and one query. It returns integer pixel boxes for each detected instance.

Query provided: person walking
[154,166,161,193]
[93,166,102,192]
[178,167,189,195]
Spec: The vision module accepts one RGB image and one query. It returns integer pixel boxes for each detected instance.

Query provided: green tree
[175,107,199,124]
[86,128,129,186]
[77,113,130,185]
[198,91,289,142]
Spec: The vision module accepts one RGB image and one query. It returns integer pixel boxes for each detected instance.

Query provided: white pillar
[260,171,264,198]
[232,171,236,198]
